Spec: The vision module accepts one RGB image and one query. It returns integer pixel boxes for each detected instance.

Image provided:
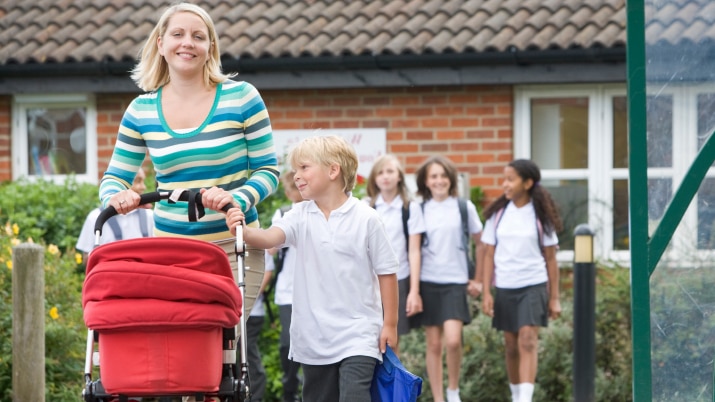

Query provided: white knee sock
[518,383,534,402]
[509,383,519,402]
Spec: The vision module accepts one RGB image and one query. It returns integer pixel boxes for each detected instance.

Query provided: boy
[226,135,398,402]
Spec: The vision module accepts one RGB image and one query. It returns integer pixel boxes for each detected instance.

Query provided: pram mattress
[82,237,242,394]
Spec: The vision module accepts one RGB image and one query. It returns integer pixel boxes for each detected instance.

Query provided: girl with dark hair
[414,155,483,402]
[481,159,563,402]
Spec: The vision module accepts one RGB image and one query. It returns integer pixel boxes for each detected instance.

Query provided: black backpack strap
[420,201,428,248]
[457,198,474,279]
[401,203,410,251]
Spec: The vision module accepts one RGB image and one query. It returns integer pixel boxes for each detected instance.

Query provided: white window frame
[515,83,715,265]
[11,94,98,184]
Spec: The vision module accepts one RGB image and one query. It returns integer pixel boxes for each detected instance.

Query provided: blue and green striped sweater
[100,80,279,241]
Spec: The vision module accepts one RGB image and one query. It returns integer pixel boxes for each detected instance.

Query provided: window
[516,84,715,263]
[12,94,97,183]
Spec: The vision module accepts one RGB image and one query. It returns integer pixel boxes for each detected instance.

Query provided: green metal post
[626,0,651,401]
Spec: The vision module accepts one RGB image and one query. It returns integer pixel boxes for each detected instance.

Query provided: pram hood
[83,237,242,330]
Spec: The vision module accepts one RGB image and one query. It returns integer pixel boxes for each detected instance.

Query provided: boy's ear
[328,163,341,181]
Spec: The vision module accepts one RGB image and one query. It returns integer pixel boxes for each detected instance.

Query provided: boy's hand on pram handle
[225,207,245,236]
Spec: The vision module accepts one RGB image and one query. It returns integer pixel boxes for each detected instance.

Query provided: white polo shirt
[420,197,483,284]
[371,196,426,281]
[272,206,298,306]
[76,207,154,254]
[273,196,398,365]
[481,201,558,289]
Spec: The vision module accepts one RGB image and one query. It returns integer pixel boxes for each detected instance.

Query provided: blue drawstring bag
[370,345,422,402]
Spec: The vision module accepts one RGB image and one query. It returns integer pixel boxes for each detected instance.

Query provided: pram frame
[81,190,251,402]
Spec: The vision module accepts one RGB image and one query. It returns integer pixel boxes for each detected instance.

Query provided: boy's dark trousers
[245,315,266,402]
[279,304,302,401]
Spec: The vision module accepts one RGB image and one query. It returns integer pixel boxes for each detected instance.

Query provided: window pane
[543,179,588,251]
[697,93,715,158]
[531,98,588,169]
[698,178,715,250]
[613,96,628,168]
[27,107,87,176]
[648,178,672,236]
[646,95,672,168]
[613,179,629,250]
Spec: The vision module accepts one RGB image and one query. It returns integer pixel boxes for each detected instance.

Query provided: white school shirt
[273,196,398,365]
[371,196,426,281]
[76,208,155,254]
[481,201,558,289]
[272,206,298,306]
[250,250,275,317]
[420,197,483,285]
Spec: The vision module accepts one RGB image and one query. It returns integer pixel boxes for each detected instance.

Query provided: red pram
[81,191,251,402]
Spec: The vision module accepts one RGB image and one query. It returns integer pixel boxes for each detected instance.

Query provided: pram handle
[94,190,237,235]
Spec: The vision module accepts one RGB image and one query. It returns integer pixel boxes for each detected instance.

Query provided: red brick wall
[82,85,515,204]
[0,96,11,182]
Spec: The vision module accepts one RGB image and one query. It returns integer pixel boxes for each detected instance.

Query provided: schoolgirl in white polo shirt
[226,136,399,402]
[481,159,563,402]
[365,154,426,356]
[414,155,483,402]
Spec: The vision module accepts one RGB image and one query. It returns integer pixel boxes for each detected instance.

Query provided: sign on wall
[272,129,386,181]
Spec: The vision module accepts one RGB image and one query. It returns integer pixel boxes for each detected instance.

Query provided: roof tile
[0,0,706,67]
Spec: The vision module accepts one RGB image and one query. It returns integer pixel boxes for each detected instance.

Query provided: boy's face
[131,169,147,194]
[292,160,332,200]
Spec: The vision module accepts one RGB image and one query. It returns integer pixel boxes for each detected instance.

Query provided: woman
[99,2,279,315]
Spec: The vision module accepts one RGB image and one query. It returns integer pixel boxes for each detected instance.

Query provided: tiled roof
[0,0,627,67]
[0,0,709,68]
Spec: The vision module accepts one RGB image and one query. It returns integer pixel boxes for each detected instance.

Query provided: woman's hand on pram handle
[108,189,142,215]
[225,207,245,236]
[200,187,239,213]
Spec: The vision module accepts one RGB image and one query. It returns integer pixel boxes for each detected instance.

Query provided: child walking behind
[226,135,399,402]
[365,154,425,356]
[481,159,563,402]
[414,156,483,402]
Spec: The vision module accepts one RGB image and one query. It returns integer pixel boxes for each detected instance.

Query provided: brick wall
[89,85,515,205]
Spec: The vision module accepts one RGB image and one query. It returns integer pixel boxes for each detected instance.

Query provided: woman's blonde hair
[366,154,411,208]
[130,2,233,92]
[288,136,358,193]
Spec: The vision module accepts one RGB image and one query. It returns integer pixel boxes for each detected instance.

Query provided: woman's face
[375,160,401,194]
[158,11,211,78]
[425,162,451,201]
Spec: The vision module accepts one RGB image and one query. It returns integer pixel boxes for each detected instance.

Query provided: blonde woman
[99,2,279,316]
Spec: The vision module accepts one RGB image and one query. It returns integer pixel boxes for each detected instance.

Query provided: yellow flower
[11,238,20,246]
[4,222,11,236]
[47,244,59,255]
[49,306,59,320]
[12,223,19,235]
[26,237,34,244]
[75,253,83,265]
[6,261,12,270]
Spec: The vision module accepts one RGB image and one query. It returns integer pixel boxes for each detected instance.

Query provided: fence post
[573,224,595,402]
[12,243,45,402]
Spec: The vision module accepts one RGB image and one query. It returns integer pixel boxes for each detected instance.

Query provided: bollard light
[573,223,596,402]
[573,224,595,263]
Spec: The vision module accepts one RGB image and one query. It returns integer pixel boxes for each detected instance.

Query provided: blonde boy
[226,136,398,402]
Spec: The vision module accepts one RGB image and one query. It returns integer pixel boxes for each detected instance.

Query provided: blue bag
[370,345,423,402]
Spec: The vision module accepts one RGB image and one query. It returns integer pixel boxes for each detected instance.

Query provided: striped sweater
[99,80,279,241]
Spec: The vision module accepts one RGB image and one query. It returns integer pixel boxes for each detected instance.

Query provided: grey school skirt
[492,282,548,333]
[413,281,471,327]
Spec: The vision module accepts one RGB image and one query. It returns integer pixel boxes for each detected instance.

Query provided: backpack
[103,207,150,240]
[421,198,475,279]
[372,201,410,251]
